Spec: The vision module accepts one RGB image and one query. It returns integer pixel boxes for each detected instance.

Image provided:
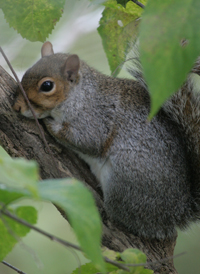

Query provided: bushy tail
[164,73,200,213]
[126,46,200,209]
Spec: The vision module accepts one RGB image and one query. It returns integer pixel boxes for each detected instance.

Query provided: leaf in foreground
[98,0,146,76]
[0,0,65,42]
[0,146,39,196]
[0,148,105,272]
[0,206,37,262]
[38,178,106,273]
[140,0,200,118]
[72,261,118,274]
[121,248,147,264]
[0,179,106,272]
[120,248,153,274]
[72,248,153,274]
[116,0,130,8]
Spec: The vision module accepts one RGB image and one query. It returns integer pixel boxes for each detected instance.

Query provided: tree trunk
[0,66,178,274]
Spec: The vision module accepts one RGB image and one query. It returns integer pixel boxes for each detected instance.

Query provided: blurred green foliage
[0,145,105,273]
[0,206,37,262]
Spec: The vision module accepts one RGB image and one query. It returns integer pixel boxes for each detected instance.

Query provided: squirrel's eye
[40,81,54,92]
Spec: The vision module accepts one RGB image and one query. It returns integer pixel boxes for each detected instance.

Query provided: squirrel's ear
[64,54,80,82]
[41,41,54,57]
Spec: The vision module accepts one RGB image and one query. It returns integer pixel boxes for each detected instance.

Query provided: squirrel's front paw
[44,117,53,125]
[44,117,63,135]
[43,117,55,132]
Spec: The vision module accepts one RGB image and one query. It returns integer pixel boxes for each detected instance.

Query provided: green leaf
[98,0,146,76]
[0,146,11,159]
[0,0,65,42]
[0,171,105,272]
[38,178,106,273]
[119,249,153,274]
[121,248,147,264]
[72,263,99,274]
[0,184,30,205]
[72,261,119,274]
[140,0,200,118]
[104,0,145,13]
[0,148,39,196]
[116,0,129,8]
[103,248,119,260]
[138,269,154,274]
[117,268,153,274]
[89,0,108,4]
[0,206,37,261]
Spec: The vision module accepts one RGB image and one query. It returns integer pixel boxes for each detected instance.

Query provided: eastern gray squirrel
[13,41,200,240]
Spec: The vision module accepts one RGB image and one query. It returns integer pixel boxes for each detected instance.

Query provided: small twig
[104,257,130,272]
[1,209,183,272]
[1,212,43,269]
[2,261,27,274]
[1,209,81,251]
[1,209,130,272]
[131,0,145,9]
[0,47,60,178]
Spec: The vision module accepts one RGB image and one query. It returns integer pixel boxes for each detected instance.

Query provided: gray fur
[19,51,200,239]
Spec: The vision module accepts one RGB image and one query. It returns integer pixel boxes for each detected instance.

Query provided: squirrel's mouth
[19,108,51,119]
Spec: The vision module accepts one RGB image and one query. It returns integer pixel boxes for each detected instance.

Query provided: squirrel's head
[13,41,80,119]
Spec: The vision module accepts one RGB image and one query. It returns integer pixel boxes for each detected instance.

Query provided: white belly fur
[77,152,112,192]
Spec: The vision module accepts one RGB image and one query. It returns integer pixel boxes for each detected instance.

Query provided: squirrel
[13,41,200,240]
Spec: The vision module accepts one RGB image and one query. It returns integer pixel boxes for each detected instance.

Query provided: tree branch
[0,66,178,274]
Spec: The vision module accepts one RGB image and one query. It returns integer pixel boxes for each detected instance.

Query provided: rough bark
[0,66,178,274]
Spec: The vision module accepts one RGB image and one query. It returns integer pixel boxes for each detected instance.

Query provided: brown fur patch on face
[28,78,68,110]
[13,76,71,117]
[13,53,80,117]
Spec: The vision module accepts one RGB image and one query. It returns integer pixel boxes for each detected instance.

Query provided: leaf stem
[131,0,145,9]
[104,257,130,272]
[2,261,27,274]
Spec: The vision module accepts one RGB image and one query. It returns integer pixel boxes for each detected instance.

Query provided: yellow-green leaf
[0,0,65,42]
[98,0,146,76]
